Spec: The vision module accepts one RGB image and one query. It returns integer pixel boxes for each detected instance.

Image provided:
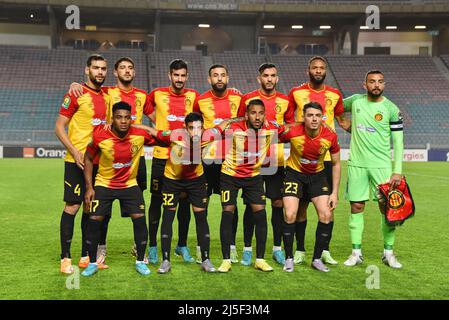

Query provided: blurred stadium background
[0,0,448,160]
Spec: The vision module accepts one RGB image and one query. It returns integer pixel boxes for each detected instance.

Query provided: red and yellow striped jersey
[221,120,284,178]
[104,86,152,125]
[155,127,222,180]
[289,84,344,161]
[86,127,156,189]
[279,124,340,174]
[197,89,242,160]
[238,89,295,167]
[147,87,200,159]
[59,84,111,163]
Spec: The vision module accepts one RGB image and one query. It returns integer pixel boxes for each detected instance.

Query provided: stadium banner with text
[428,149,449,162]
[400,149,428,162]
[1,146,66,158]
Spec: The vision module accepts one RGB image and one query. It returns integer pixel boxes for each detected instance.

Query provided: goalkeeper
[343,70,404,269]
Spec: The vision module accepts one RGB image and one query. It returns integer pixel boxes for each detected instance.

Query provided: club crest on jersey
[326,98,333,107]
[231,103,237,111]
[375,113,383,121]
[185,99,192,108]
[62,96,71,109]
[388,190,405,209]
[135,99,142,108]
[275,105,282,113]
[131,143,139,155]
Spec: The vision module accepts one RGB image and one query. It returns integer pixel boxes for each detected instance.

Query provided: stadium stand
[1,45,448,148]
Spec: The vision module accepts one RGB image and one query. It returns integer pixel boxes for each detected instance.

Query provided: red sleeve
[146,91,156,115]
[334,91,344,117]
[143,95,154,117]
[237,98,246,118]
[192,94,200,113]
[143,131,156,146]
[284,100,296,124]
[59,93,79,119]
[201,126,223,143]
[329,132,340,154]
[279,125,295,143]
[155,130,172,147]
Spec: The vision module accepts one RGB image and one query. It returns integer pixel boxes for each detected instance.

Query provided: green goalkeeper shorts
[345,165,392,202]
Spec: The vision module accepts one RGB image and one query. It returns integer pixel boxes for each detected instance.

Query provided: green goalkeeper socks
[349,212,364,249]
[381,215,395,250]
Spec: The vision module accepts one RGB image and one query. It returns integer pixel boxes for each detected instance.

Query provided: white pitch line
[405,172,449,181]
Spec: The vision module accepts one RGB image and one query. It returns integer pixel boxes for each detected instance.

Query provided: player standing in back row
[343,70,404,269]
[237,63,295,266]
[146,59,200,264]
[288,56,350,266]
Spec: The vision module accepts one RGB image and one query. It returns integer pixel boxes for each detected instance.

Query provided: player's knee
[64,203,81,215]
[130,213,145,220]
[283,210,296,224]
[350,201,365,213]
[272,199,283,208]
[318,211,332,224]
[90,215,104,222]
[222,205,235,213]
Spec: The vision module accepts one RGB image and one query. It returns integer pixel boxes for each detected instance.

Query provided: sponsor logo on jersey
[375,113,383,121]
[322,115,328,121]
[92,118,106,126]
[213,118,223,125]
[167,114,185,122]
[299,158,319,165]
[356,124,376,133]
[161,130,171,136]
[112,161,132,169]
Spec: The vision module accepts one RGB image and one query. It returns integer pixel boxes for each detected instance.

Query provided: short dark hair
[114,57,135,70]
[308,56,327,68]
[246,99,265,111]
[169,59,188,73]
[112,101,131,114]
[87,54,106,67]
[184,112,203,125]
[365,70,384,81]
[303,101,323,114]
[208,64,228,76]
[258,63,277,74]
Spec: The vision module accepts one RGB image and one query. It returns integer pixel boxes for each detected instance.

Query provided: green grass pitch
[0,159,448,300]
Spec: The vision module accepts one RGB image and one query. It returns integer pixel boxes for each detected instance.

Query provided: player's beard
[118,74,133,85]
[261,82,276,94]
[212,82,227,93]
[309,71,326,85]
[89,73,105,87]
[368,88,383,99]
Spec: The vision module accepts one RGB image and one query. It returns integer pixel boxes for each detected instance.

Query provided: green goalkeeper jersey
[343,94,404,172]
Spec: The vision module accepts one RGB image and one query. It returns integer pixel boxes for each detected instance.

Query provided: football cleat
[283,258,294,273]
[294,251,306,264]
[254,259,273,272]
[382,254,402,269]
[78,256,90,268]
[136,262,151,275]
[60,258,74,274]
[201,259,217,273]
[230,246,239,263]
[148,246,158,264]
[240,250,253,266]
[272,249,286,265]
[174,246,195,263]
[217,260,232,273]
[321,250,338,265]
[312,259,330,272]
[81,263,98,277]
[157,260,171,274]
[344,253,364,267]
